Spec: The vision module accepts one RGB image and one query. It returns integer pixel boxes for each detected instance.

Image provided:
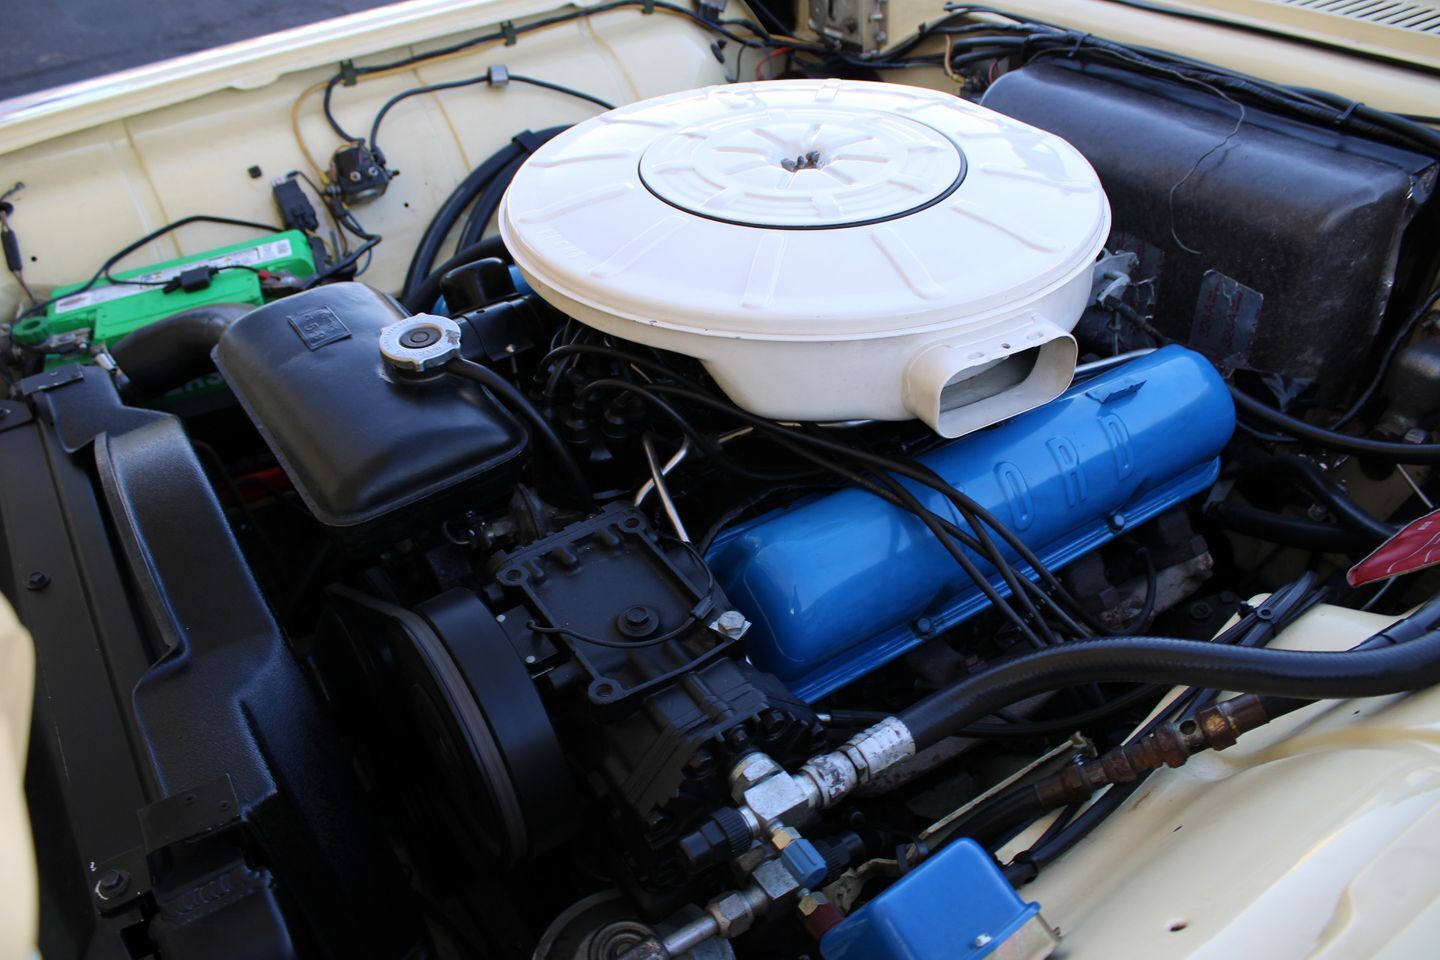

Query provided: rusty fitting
[1032,695,1276,807]
[1196,694,1272,751]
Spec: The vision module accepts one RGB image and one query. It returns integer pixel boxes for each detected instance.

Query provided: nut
[94,869,129,901]
[730,753,782,795]
[751,858,801,905]
[707,890,759,939]
[770,826,801,851]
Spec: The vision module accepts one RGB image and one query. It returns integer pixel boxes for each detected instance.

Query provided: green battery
[12,230,316,356]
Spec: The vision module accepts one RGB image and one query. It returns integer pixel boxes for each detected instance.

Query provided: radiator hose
[898,598,1440,752]
[110,303,252,398]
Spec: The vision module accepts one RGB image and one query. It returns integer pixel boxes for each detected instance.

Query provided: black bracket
[0,400,32,434]
[15,363,83,398]
[138,774,242,852]
[88,846,150,917]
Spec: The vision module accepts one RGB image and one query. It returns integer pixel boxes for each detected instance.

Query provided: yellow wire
[288,6,792,175]
[943,35,962,86]
[290,80,332,180]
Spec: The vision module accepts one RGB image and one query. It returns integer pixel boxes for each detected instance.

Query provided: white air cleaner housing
[499,79,1109,437]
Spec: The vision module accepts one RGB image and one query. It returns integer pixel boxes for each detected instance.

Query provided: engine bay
[3,3,1440,959]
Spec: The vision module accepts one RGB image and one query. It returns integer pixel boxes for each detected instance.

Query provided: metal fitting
[750,858,801,906]
[1035,697,1279,808]
[770,825,802,850]
[707,886,769,939]
[729,752,813,833]
[1196,693,1272,751]
[741,770,814,832]
[800,717,915,809]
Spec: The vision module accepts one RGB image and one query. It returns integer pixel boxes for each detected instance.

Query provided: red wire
[755,46,791,81]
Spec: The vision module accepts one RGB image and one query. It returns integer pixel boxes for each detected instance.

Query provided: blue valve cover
[820,839,1042,960]
[707,346,1234,699]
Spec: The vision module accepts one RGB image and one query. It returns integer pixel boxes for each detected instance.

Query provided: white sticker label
[52,238,293,315]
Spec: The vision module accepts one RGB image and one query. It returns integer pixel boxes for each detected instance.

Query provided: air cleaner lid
[500,79,1108,341]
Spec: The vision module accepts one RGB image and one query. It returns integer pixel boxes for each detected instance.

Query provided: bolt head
[25,572,49,591]
[725,727,752,751]
[713,609,750,639]
[94,869,129,900]
[732,753,781,791]
[972,933,992,948]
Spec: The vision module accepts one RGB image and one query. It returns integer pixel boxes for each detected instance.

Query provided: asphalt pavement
[2,0,398,101]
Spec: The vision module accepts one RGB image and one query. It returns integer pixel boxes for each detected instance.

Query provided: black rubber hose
[1109,299,1440,463]
[110,303,253,397]
[452,126,568,255]
[957,683,1166,739]
[1208,501,1373,554]
[1328,287,1440,431]
[897,616,1440,752]
[402,235,508,314]
[1006,776,1149,884]
[1230,386,1440,464]
[443,357,594,510]
[1266,454,1399,543]
[401,143,524,300]
[401,126,567,301]
[953,785,1053,849]
[455,153,526,253]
